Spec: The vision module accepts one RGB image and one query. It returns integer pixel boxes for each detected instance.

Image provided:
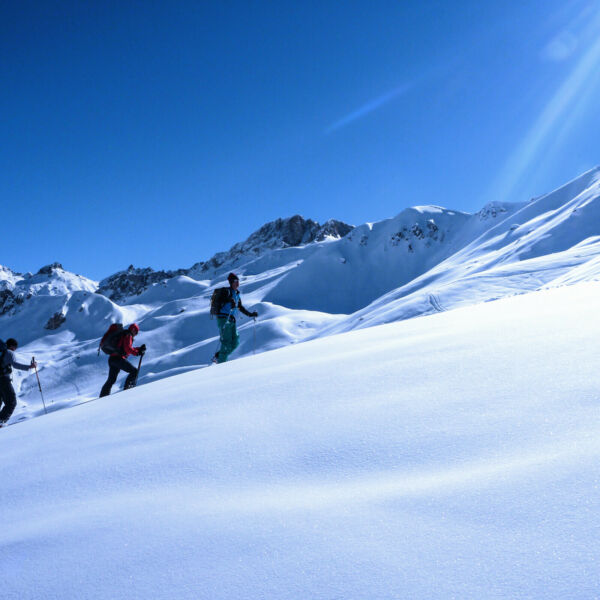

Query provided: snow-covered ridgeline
[97,215,354,302]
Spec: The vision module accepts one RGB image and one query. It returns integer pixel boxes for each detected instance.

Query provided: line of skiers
[0,272,257,426]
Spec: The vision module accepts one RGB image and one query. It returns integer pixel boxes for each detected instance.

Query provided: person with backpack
[0,338,37,426]
[99,323,146,397]
[211,272,258,364]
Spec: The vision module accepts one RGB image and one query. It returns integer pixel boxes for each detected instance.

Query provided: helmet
[128,323,140,335]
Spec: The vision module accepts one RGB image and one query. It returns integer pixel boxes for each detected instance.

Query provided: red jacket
[114,332,141,358]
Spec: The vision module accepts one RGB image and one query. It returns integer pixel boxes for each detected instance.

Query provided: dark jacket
[1,348,30,377]
[217,287,253,320]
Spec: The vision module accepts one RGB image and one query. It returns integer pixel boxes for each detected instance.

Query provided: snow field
[1,282,600,599]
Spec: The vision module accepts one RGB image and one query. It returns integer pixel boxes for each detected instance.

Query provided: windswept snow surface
[1,282,600,599]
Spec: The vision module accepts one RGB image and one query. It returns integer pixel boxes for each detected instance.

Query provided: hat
[227,272,239,283]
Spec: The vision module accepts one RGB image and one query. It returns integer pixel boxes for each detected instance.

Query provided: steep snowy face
[0,263,97,317]
[453,167,600,266]
[260,205,522,314]
[320,167,600,334]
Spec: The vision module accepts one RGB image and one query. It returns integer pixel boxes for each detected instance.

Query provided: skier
[0,338,37,426]
[212,272,258,363]
[99,323,146,397]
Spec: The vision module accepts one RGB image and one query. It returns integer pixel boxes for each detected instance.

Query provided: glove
[250,311,258,318]
[138,344,147,356]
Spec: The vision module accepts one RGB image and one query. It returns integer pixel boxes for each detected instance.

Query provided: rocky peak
[97,265,185,302]
[194,215,354,273]
[231,215,347,250]
[314,219,354,241]
[37,262,64,275]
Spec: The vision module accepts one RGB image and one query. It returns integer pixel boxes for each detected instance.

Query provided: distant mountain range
[2,166,600,413]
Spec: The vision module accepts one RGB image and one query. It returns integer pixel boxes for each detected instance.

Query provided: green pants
[217,317,240,363]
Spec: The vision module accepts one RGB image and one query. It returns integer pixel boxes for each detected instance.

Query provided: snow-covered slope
[2,168,600,413]
[2,282,599,599]
[318,166,600,334]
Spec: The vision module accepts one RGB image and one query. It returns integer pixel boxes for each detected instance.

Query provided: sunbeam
[489,6,600,202]
[325,83,413,134]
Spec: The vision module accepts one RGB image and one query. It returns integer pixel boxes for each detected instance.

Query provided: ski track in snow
[428,293,445,312]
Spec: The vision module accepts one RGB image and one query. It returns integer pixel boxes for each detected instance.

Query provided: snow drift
[1,282,599,599]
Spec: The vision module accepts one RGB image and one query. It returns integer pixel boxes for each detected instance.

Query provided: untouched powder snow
[1,282,600,599]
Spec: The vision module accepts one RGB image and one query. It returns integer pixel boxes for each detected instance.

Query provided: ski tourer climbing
[99,323,146,397]
[0,338,37,426]
[211,272,258,363]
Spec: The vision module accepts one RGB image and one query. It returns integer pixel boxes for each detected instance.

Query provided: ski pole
[33,357,47,415]
[134,353,144,387]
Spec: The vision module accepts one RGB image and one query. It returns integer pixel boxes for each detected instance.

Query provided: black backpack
[210,288,230,316]
[99,323,126,355]
[0,339,9,375]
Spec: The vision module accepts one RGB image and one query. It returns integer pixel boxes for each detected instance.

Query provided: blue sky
[2,0,600,279]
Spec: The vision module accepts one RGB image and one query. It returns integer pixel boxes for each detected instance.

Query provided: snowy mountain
[2,282,600,599]
[1,167,600,415]
[186,214,354,277]
[0,265,21,289]
[97,215,353,302]
[0,263,97,318]
[96,265,188,303]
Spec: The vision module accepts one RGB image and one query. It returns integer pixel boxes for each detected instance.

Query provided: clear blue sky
[2,0,600,280]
